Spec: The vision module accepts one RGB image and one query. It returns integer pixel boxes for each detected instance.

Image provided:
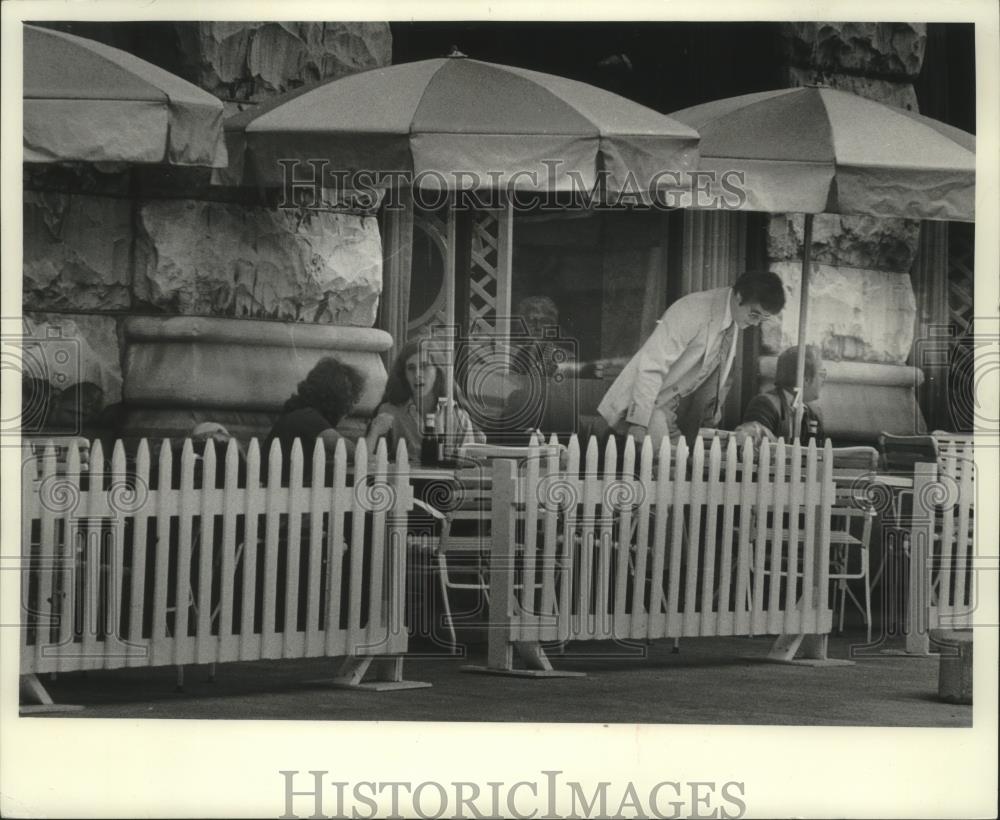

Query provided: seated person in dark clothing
[264,357,365,482]
[737,344,826,444]
[263,361,365,633]
[496,295,567,445]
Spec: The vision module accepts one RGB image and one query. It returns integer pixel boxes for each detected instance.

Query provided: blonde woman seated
[366,340,484,462]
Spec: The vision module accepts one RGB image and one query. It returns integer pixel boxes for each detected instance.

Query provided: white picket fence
[907,440,976,652]
[20,436,422,701]
[477,434,838,674]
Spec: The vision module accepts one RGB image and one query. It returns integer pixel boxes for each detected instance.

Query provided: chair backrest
[877,432,939,472]
[830,446,879,471]
[931,431,975,489]
[931,429,974,461]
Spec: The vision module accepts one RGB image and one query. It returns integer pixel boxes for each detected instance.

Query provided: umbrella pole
[792,213,814,443]
[444,198,457,408]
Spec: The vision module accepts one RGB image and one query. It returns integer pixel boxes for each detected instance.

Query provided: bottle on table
[420,412,439,465]
[435,397,450,463]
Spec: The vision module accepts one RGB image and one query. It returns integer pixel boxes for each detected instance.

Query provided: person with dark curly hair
[366,339,482,461]
[265,357,365,480]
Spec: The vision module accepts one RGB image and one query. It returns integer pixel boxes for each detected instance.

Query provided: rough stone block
[761,261,916,364]
[174,21,392,102]
[134,200,382,326]
[23,192,132,311]
[768,213,921,272]
[782,21,926,78]
[23,312,123,406]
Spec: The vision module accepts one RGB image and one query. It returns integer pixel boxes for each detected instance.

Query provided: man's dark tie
[712,322,737,418]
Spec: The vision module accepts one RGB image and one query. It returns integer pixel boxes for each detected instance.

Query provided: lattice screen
[468,209,511,336]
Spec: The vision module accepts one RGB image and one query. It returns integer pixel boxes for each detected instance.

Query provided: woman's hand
[365,413,394,444]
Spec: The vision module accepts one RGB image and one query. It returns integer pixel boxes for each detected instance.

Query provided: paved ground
[25,627,970,726]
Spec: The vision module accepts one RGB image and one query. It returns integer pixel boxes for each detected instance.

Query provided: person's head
[383,340,446,406]
[289,357,365,427]
[516,295,559,339]
[775,344,826,402]
[731,271,786,329]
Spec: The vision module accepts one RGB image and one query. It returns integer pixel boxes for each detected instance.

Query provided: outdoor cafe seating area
[16,22,979,715]
[19,423,975,705]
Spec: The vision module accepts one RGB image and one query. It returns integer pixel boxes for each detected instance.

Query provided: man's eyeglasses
[747,308,773,322]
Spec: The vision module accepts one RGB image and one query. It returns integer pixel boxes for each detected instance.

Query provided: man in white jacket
[597,271,786,447]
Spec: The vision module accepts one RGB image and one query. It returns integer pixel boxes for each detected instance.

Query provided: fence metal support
[463,459,584,677]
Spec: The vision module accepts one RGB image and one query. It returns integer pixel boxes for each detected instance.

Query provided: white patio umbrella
[223,52,701,409]
[670,85,975,438]
[23,24,227,167]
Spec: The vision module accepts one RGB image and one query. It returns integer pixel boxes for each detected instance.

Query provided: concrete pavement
[25,629,970,726]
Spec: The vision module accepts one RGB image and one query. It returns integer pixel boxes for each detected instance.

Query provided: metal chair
[827,447,879,641]
[875,433,974,603]
[740,445,878,641]
[877,432,939,473]
[432,442,565,648]
[829,506,875,642]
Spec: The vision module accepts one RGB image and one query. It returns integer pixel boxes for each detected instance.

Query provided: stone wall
[763,259,917,363]
[174,22,392,113]
[762,213,921,364]
[24,191,133,312]
[766,23,927,367]
[22,21,392,431]
[133,200,382,325]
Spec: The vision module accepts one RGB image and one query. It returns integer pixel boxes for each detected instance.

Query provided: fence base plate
[19,703,86,715]
[316,678,433,692]
[309,656,431,692]
[461,665,586,678]
[749,656,855,668]
[19,673,84,713]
